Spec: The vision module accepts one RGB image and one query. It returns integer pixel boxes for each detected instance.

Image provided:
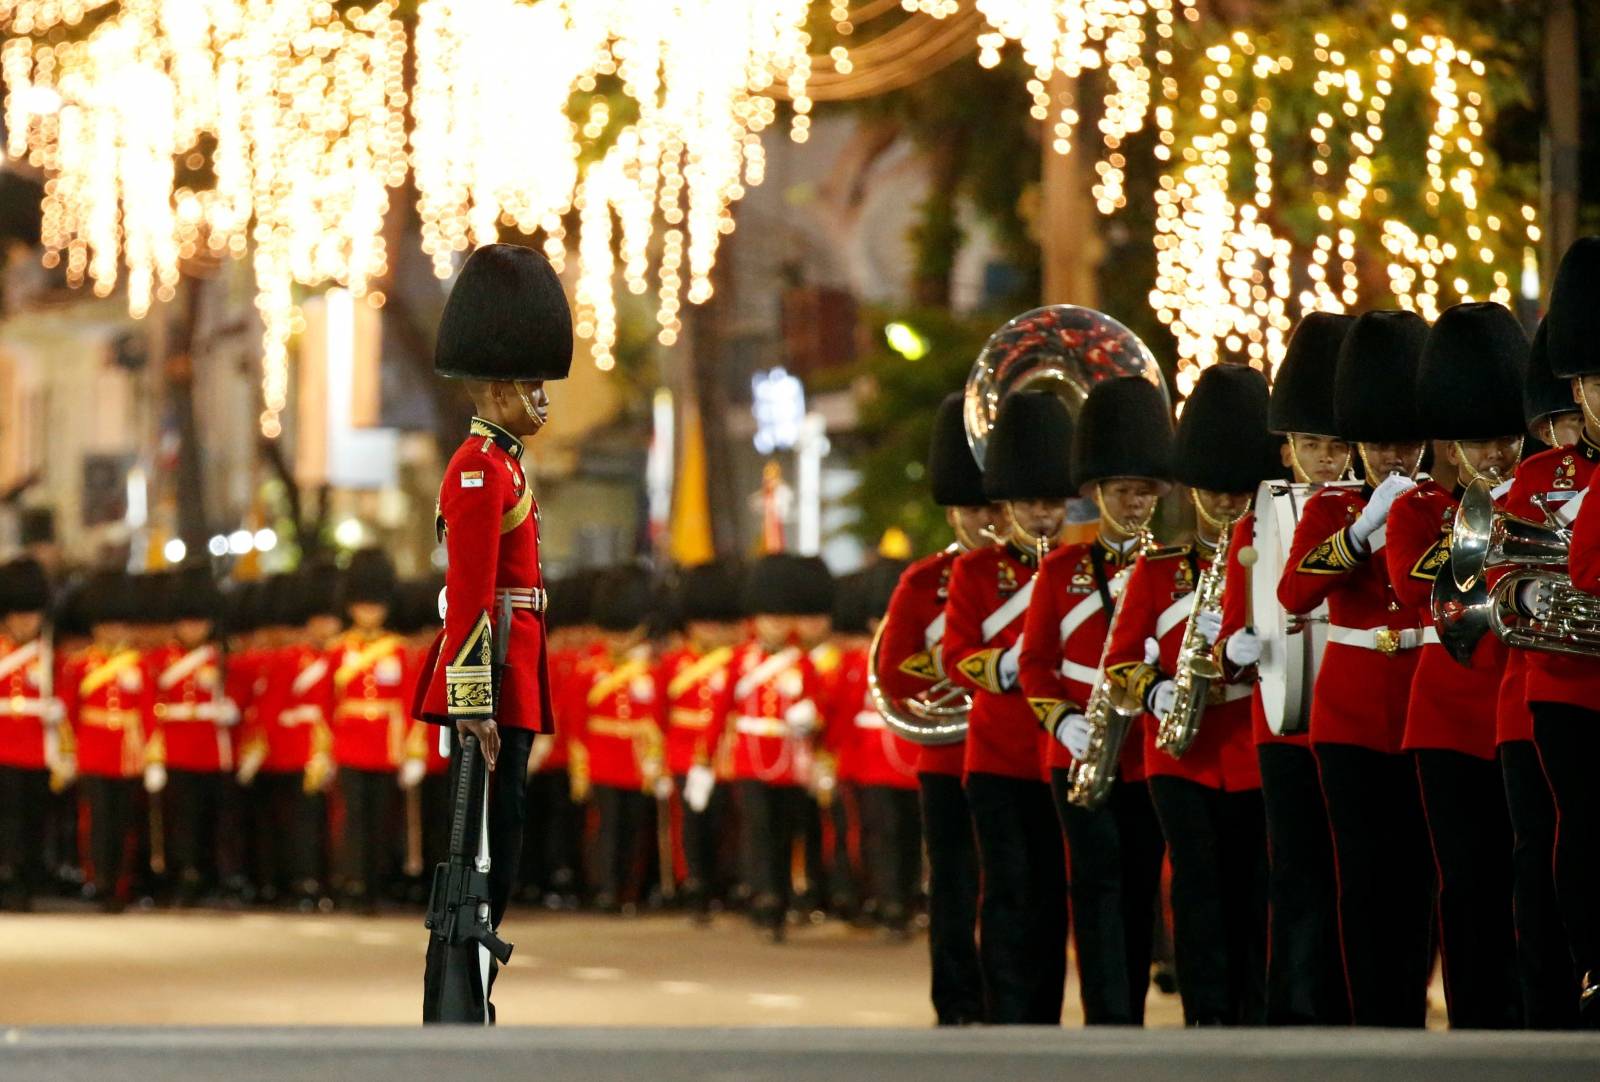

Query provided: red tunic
[659,644,734,777]
[1216,512,1303,748]
[1105,544,1259,791]
[1278,486,1426,753]
[62,645,151,779]
[1547,437,1600,710]
[943,542,1046,782]
[330,631,413,772]
[416,417,552,733]
[576,650,664,791]
[0,636,59,770]
[721,642,820,788]
[877,549,966,777]
[249,643,335,774]
[1387,481,1504,760]
[1019,536,1147,779]
[147,642,236,773]
[831,644,919,789]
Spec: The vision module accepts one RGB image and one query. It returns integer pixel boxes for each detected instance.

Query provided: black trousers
[918,772,986,1025]
[826,785,860,912]
[1148,776,1268,1025]
[676,773,727,908]
[0,765,49,900]
[1051,772,1165,1025]
[1500,739,1579,1028]
[1258,743,1348,1025]
[736,779,809,925]
[82,775,136,898]
[859,784,921,927]
[1315,743,1435,1027]
[1532,703,1600,996]
[965,771,1068,1025]
[166,769,224,886]
[254,772,326,894]
[521,769,583,898]
[339,767,396,899]
[1414,748,1521,1029]
[593,783,651,903]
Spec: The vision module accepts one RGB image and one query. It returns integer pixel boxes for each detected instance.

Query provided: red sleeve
[876,563,938,702]
[1105,554,1164,707]
[1570,475,1600,593]
[941,553,1005,695]
[1018,554,1073,710]
[436,448,506,719]
[1278,491,1365,615]
[1385,489,1444,610]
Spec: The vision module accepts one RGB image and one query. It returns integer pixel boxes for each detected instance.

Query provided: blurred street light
[884,321,930,362]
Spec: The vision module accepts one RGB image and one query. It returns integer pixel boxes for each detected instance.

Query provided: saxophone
[1155,520,1234,759]
[1065,532,1153,810]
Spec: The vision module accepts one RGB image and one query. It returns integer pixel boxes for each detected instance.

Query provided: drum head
[1253,481,1318,737]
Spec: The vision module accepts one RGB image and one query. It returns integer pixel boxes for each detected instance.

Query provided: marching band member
[875,393,995,1024]
[1105,365,1273,1026]
[942,390,1071,1025]
[1388,302,1526,1028]
[1278,310,1435,1027]
[1497,318,1582,1028]
[1019,376,1172,1026]
[0,558,63,911]
[1218,312,1354,1025]
[1538,237,1600,1027]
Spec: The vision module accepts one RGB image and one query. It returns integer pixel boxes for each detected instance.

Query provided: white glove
[1350,473,1417,548]
[1144,637,1162,665]
[527,734,555,777]
[1225,628,1262,668]
[398,757,426,790]
[50,754,77,792]
[1054,712,1093,759]
[143,762,168,794]
[236,745,266,786]
[784,699,819,737]
[1193,610,1222,645]
[684,764,716,813]
[998,641,1022,692]
[653,774,675,800]
[1517,578,1554,620]
[43,698,66,725]
[217,698,241,727]
[1148,680,1177,718]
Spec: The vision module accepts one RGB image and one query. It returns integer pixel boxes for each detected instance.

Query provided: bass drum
[1251,480,1350,736]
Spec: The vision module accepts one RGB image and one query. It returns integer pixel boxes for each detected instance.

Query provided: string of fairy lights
[0,2,1539,437]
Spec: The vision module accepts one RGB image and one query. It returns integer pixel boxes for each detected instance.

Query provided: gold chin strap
[1190,490,1247,546]
[1578,385,1600,446]
[1451,438,1523,486]
[1094,482,1155,543]
[515,381,546,432]
[1357,444,1425,486]
[1286,436,1352,486]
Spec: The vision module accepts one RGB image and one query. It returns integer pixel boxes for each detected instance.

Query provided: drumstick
[1238,546,1258,631]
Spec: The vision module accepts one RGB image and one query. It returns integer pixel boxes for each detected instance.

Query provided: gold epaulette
[1145,543,1192,562]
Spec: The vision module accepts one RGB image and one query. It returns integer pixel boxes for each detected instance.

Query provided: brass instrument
[1065,532,1153,809]
[870,304,1166,745]
[1156,517,1237,758]
[1439,477,1600,660]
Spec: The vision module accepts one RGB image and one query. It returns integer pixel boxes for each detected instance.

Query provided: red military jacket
[1536,435,1600,710]
[1020,535,1146,778]
[659,643,734,777]
[877,548,966,777]
[331,630,412,771]
[1387,480,1505,760]
[62,643,151,778]
[415,417,552,734]
[248,642,335,774]
[1216,512,1302,748]
[721,640,821,788]
[147,642,236,773]
[831,643,919,789]
[0,634,61,770]
[575,648,664,791]
[943,540,1046,782]
[1278,484,1427,753]
[1106,542,1259,791]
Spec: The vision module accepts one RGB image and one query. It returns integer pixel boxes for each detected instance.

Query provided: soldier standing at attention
[414,243,571,1021]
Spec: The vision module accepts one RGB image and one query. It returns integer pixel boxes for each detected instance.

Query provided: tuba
[1156,516,1237,758]
[870,305,1167,746]
[1439,476,1600,660]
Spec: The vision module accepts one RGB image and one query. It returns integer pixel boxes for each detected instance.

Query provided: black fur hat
[85,570,137,627]
[928,393,987,507]
[593,565,655,633]
[434,244,573,382]
[1270,312,1354,436]
[0,557,51,615]
[1071,376,1174,496]
[743,553,835,617]
[340,548,397,608]
[167,564,223,623]
[130,574,172,627]
[297,559,344,623]
[388,579,438,636]
[982,391,1074,502]
[1173,365,1277,495]
[1524,319,1579,436]
[1547,236,1600,380]
[862,559,907,623]
[1416,302,1528,440]
[832,571,871,635]
[678,559,744,624]
[1334,309,1430,442]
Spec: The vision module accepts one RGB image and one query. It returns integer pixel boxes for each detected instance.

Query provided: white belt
[735,715,788,739]
[0,697,48,715]
[854,711,887,731]
[277,705,323,727]
[1327,625,1435,654]
[496,587,548,613]
[1060,660,1100,685]
[158,702,233,723]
